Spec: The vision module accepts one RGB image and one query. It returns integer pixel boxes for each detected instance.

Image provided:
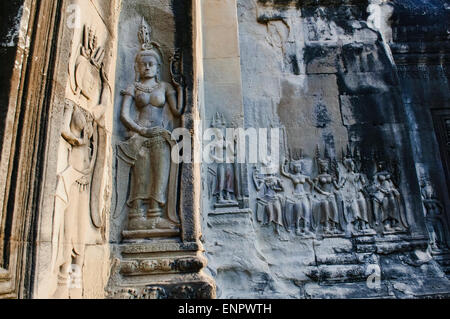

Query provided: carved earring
[134,63,140,82]
[156,63,161,83]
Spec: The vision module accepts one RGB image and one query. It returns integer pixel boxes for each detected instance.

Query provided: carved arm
[312,180,331,196]
[91,68,111,127]
[61,103,83,146]
[166,85,184,117]
[120,94,145,135]
[253,168,263,191]
[280,160,292,180]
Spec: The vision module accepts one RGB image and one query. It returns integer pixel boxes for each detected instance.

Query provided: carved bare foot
[274,224,280,235]
[302,228,315,238]
[384,221,393,232]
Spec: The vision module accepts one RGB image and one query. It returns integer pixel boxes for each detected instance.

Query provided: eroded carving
[209,113,239,209]
[253,164,285,234]
[311,147,344,236]
[370,159,408,234]
[52,25,110,299]
[337,147,375,235]
[420,178,449,251]
[281,151,314,237]
[250,141,413,240]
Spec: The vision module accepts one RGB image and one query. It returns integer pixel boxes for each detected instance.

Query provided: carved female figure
[253,168,285,234]
[118,19,183,231]
[312,158,342,235]
[339,157,372,234]
[421,180,448,250]
[281,159,314,236]
[371,161,408,232]
[209,113,236,205]
[52,26,109,298]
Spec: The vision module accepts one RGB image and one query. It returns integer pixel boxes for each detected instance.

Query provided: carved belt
[143,135,167,149]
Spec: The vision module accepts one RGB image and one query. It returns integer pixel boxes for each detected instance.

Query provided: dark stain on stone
[315,104,331,128]
[0,0,24,167]
[322,132,336,155]
[290,54,300,75]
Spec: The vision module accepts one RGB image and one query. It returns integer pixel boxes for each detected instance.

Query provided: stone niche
[107,0,214,299]
[197,0,450,298]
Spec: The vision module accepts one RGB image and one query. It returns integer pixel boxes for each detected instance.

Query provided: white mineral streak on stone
[367,0,394,43]
[2,5,24,48]
[366,1,395,65]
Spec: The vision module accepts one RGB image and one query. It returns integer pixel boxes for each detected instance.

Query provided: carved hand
[140,126,166,138]
[63,132,84,147]
[92,47,105,69]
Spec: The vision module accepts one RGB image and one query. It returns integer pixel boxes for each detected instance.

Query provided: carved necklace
[135,81,161,93]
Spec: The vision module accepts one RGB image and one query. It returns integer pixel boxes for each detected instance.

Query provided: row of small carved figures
[251,157,409,237]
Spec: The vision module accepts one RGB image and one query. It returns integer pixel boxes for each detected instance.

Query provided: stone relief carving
[115,18,184,237]
[253,164,285,234]
[337,147,375,235]
[208,113,239,209]
[256,5,305,75]
[119,257,205,276]
[310,147,345,236]
[108,286,167,299]
[52,25,111,298]
[281,151,315,237]
[420,178,449,251]
[370,158,409,234]
[251,142,410,239]
[108,283,213,300]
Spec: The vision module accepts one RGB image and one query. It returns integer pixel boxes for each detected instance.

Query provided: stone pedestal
[107,239,215,299]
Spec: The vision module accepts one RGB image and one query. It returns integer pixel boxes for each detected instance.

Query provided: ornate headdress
[135,18,164,81]
[315,145,330,173]
[212,112,227,128]
[288,148,305,171]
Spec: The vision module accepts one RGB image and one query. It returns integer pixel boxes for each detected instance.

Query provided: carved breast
[293,176,306,184]
[319,175,331,184]
[135,88,166,109]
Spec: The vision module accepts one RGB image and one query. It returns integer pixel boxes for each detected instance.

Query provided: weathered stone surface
[0,0,450,300]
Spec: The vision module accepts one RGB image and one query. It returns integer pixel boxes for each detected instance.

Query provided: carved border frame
[0,0,64,298]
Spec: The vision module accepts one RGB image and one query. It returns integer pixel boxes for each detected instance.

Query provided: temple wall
[200,0,450,298]
[0,0,449,299]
